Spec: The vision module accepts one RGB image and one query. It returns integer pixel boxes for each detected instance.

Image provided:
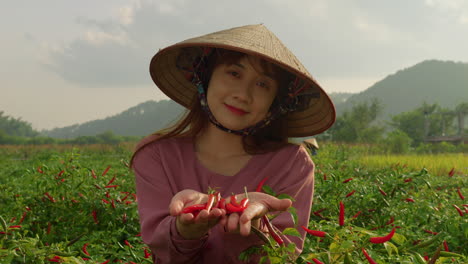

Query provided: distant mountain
[328,92,355,105]
[336,60,468,120]
[41,60,467,138]
[42,100,184,138]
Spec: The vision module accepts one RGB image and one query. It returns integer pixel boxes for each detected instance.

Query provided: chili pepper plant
[0,144,466,263]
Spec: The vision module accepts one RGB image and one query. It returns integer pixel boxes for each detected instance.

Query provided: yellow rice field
[357,153,468,176]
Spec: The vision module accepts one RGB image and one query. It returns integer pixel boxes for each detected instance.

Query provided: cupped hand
[169,189,225,239]
[222,192,292,236]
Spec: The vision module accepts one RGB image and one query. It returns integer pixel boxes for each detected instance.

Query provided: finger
[208,208,223,219]
[239,203,265,224]
[227,213,240,232]
[178,213,195,224]
[219,215,227,227]
[169,190,202,216]
[265,198,292,212]
[239,219,251,237]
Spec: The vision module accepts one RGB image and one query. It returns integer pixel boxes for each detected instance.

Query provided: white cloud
[425,0,468,25]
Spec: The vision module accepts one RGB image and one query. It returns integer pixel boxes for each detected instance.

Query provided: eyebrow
[233,63,276,80]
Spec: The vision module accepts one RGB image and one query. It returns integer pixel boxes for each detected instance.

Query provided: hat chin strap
[196,82,275,136]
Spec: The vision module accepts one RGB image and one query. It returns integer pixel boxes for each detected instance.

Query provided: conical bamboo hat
[149,24,336,137]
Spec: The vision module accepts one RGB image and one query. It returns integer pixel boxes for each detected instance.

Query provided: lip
[224,104,248,115]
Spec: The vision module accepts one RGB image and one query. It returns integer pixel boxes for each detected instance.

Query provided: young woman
[131,24,336,263]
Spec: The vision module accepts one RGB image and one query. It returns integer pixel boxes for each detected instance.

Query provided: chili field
[0,143,466,263]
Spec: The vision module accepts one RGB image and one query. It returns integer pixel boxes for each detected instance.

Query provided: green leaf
[282,228,301,237]
[277,193,295,202]
[391,232,406,246]
[262,185,276,196]
[287,207,298,226]
[340,240,354,249]
[286,242,296,253]
[383,241,398,256]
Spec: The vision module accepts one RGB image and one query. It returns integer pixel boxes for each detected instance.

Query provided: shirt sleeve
[267,145,315,259]
[132,141,208,264]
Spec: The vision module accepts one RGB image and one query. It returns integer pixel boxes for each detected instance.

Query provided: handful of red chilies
[181,192,249,217]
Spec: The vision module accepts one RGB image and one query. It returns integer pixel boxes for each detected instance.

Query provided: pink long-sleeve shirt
[131,135,315,264]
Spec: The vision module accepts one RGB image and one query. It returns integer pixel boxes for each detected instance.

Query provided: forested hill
[336,60,468,119]
[41,100,184,139]
[38,59,468,138]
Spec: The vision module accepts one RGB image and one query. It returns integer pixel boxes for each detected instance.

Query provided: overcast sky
[2,0,468,131]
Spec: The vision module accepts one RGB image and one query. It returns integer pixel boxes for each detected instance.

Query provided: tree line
[1,102,467,153]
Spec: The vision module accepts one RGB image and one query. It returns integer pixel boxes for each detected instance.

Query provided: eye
[228,71,240,77]
[256,80,269,89]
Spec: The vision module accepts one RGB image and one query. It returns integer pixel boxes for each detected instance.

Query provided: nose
[233,79,254,103]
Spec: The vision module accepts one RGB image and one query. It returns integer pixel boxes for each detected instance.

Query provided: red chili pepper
[58,170,65,177]
[351,211,362,219]
[404,178,412,183]
[124,240,133,248]
[385,216,394,226]
[323,173,327,181]
[100,260,110,264]
[311,258,324,264]
[370,227,396,243]
[443,240,449,251]
[82,243,90,256]
[453,204,464,216]
[107,176,116,185]
[9,225,21,229]
[346,190,356,197]
[405,198,415,203]
[92,210,98,224]
[104,185,118,188]
[256,176,269,192]
[182,204,206,214]
[262,215,284,246]
[230,195,240,207]
[19,211,27,224]
[313,208,327,217]
[205,194,215,212]
[342,178,353,183]
[144,248,151,258]
[37,166,44,174]
[102,199,110,204]
[448,167,455,177]
[48,256,61,262]
[339,201,345,226]
[226,203,245,213]
[302,226,327,237]
[219,198,226,210]
[102,165,111,176]
[44,192,56,203]
[240,198,249,208]
[424,229,438,235]
[378,187,387,196]
[457,188,465,200]
[361,248,377,264]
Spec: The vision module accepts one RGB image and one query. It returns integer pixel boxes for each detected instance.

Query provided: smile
[224,104,248,115]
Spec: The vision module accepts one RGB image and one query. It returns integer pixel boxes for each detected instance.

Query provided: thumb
[271,198,293,211]
[169,189,200,216]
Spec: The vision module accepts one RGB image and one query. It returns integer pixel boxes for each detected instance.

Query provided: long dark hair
[130,49,294,167]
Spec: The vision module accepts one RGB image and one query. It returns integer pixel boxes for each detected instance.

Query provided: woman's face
[206,56,279,131]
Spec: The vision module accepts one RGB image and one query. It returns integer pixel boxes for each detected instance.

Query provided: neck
[195,123,248,158]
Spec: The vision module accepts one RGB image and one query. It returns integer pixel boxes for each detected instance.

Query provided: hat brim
[150,25,336,137]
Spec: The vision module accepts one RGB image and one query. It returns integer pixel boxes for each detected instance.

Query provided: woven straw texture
[150,24,335,137]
